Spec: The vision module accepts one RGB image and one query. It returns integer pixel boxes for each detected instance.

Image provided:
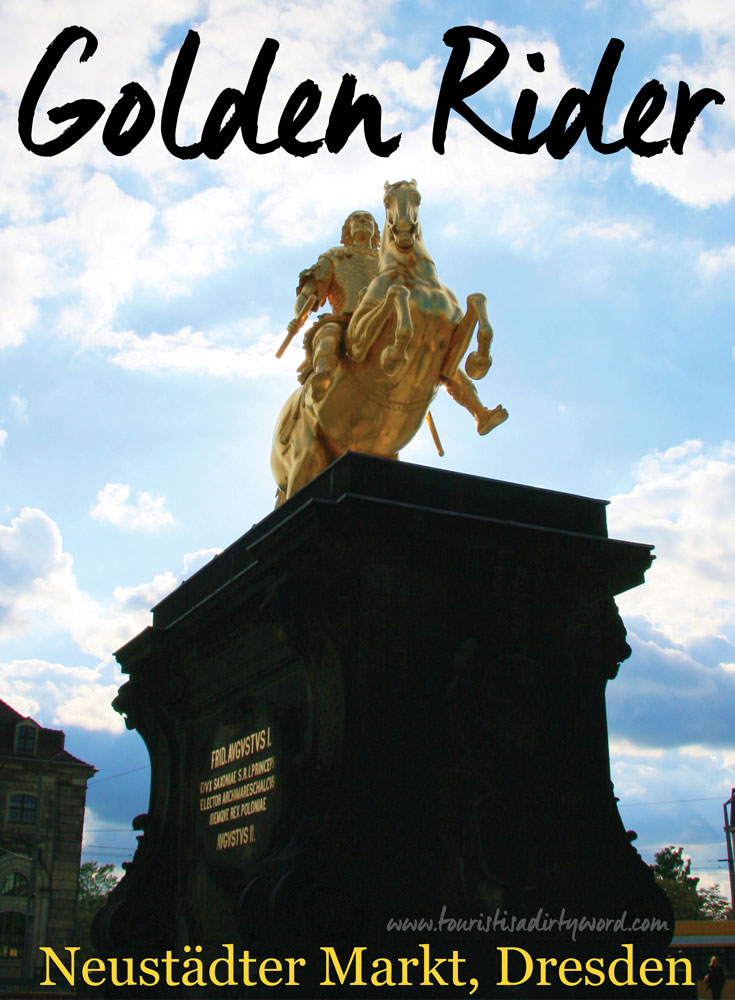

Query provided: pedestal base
[96,454,675,997]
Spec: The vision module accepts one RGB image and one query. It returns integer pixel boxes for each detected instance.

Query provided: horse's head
[382,179,423,255]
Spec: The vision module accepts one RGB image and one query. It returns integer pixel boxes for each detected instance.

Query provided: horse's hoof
[477,405,508,435]
[310,371,332,402]
[465,351,491,380]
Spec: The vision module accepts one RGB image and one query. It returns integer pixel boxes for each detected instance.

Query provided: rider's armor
[297,245,380,385]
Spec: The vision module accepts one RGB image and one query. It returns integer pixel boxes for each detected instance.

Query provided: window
[0,912,25,959]
[14,725,36,753]
[7,794,36,825]
[0,872,28,896]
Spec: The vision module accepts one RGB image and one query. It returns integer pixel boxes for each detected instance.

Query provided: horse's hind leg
[441,369,508,435]
[464,293,494,380]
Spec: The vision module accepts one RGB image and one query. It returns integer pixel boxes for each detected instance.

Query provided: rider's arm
[293,277,318,318]
[287,255,334,336]
[296,255,333,309]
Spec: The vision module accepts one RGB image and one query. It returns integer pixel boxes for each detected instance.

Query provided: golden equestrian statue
[271,180,508,505]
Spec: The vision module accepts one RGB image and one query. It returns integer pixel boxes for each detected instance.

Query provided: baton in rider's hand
[275,294,317,359]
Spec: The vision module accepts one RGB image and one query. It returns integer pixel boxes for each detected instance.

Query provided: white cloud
[112,548,221,609]
[622,7,735,207]
[604,439,735,878]
[90,483,175,532]
[477,20,578,111]
[373,56,441,114]
[630,127,735,208]
[0,506,152,657]
[608,440,735,644]
[698,244,735,277]
[0,658,124,734]
[0,231,47,347]
[0,505,219,651]
[610,739,734,884]
[641,0,733,39]
[0,3,603,370]
[568,220,647,244]
[113,573,178,611]
[608,623,735,747]
[0,430,6,447]
[10,393,28,422]
[182,547,221,577]
[108,326,290,377]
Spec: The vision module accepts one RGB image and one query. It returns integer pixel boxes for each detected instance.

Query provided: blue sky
[1,0,733,897]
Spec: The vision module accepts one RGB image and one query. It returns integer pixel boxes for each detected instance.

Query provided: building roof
[0,698,96,770]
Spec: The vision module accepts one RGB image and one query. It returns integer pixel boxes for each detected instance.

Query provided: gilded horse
[271,180,507,504]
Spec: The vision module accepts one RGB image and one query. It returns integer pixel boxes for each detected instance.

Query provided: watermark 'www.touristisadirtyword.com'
[386,907,669,943]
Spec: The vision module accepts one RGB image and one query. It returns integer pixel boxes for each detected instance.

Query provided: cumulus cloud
[0,430,6,447]
[0,232,48,348]
[612,741,733,815]
[698,244,735,277]
[0,506,152,657]
[0,506,74,635]
[113,573,179,612]
[0,3,623,370]
[0,506,224,726]
[641,0,733,39]
[0,658,124,733]
[475,20,578,111]
[108,327,288,377]
[626,5,735,207]
[0,505,218,652]
[610,740,734,885]
[608,625,735,749]
[90,483,175,532]
[608,440,735,644]
[109,548,220,610]
[182,547,221,577]
[567,220,648,244]
[630,129,735,208]
[10,393,28,422]
[604,438,735,868]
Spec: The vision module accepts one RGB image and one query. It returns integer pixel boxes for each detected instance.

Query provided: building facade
[0,699,95,982]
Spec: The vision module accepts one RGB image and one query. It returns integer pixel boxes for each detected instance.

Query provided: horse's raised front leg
[347,298,387,363]
[346,284,413,376]
[379,284,412,376]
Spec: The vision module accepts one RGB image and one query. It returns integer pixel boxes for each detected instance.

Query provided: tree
[652,846,732,920]
[698,884,732,921]
[78,860,119,900]
[74,861,120,960]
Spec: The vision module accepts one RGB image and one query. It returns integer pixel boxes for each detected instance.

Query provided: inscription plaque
[195,709,281,867]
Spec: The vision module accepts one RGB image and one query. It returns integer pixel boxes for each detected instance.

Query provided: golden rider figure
[290,210,380,401]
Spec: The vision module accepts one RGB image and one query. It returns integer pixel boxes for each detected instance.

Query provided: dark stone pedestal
[96,454,675,997]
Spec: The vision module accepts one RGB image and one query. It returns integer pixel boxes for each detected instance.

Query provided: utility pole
[724,787,735,913]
